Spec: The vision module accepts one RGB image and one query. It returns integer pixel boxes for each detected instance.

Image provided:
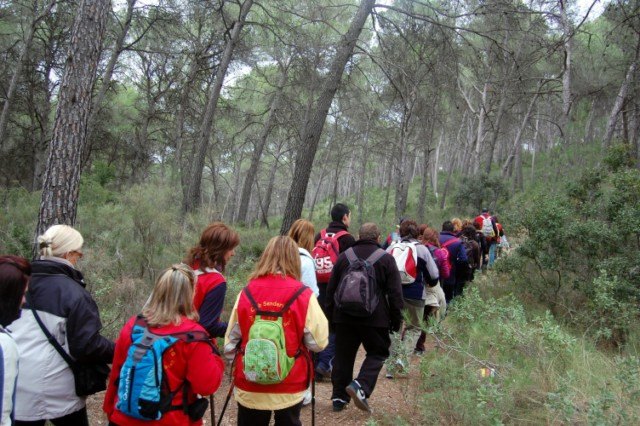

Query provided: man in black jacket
[314,203,356,379]
[326,222,403,413]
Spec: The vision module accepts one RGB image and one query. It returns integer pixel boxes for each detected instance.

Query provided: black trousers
[237,402,303,426]
[331,323,390,401]
[15,407,89,426]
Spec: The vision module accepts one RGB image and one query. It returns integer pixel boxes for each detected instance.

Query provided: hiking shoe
[332,398,348,412]
[385,371,394,379]
[315,364,331,381]
[346,380,371,413]
[413,349,425,356]
[302,389,312,406]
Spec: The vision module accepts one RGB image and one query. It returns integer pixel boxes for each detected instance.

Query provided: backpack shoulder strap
[442,238,459,248]
[365,248,386,265]
[244,285,307,318]
[345,247,358,264]
[333,230,349,240]
[319,229,328,239]
[278,286,308,315]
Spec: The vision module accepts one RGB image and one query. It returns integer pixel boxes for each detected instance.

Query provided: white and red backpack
[312,229,349,283]
[387,240,418,285]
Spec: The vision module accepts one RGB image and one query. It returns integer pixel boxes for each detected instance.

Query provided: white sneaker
[302,388,312,406]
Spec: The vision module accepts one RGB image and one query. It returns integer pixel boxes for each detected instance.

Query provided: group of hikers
[0,203,506,426]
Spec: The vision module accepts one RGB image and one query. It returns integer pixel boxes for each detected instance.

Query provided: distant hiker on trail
[12,225,114,426]
[474,208,500,267]
[381,217,405,250]
[185,222,240,338]
[494,216,510,258]
[439,221,469,303]
[312,203,356,380]
[415,227,448,354]
[104,264,224,426]
[287,218,319,407]
[325,223,403,413]
[288,219,320,297]
[451,217,463,234]
[385,219,439,373]
[224,236,328,426]
[473,221,489,268]
[460,225,482,282]
[0,256,30,426]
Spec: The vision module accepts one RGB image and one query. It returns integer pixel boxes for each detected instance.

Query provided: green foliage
[454,174,508,215]
[503,145,640,345]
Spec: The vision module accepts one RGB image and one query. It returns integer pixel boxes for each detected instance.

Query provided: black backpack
[334,248,386,317]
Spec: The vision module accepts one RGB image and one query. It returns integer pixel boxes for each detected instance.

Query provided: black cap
[481,208,488,213]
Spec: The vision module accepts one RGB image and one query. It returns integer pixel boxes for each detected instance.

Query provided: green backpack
[242,286,307,384]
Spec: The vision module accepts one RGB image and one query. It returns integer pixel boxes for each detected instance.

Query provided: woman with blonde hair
[287,219,319,296]
[12,225,114,426]
[104,264,224,425]
[185,222,240,338]
[224,236,328,426]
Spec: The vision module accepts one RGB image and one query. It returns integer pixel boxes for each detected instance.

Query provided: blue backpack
[116,316,215,420]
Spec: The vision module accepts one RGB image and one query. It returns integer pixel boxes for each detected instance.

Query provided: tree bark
[83,0,136,164]
[0,0,56,148]
[484,90,508,174]
[559,0,573,141]
[35,0,111,243]
[501,89,540,177]
[183,0,253,214]
[262,139,285,227]
[279,0,376,234]
[603,37,640,148]
[236,67,289,224]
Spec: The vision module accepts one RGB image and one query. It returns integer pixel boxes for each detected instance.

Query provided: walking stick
[209,394,215,426]
[216,381,234,426]
[217,350,238,426]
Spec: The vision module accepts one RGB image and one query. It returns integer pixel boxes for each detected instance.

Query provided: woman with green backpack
[223,236,328,426]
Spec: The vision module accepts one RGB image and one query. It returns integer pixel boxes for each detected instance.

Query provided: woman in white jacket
[288,219,319,296]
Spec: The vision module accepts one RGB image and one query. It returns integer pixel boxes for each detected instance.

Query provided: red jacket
[233,276,313,394]
[192,260,228,338]
[103,316,224,426]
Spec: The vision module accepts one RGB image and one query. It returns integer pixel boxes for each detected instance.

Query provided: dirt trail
[88,336,432,425]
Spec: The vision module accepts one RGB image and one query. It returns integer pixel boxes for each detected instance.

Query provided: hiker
[439,221,469,303]
[474,208,499,267]
[385,219,438,369]
[494,216,509,258]
[460,226,482,282]
[287,219,319,296]
[185,222,240,338]
[104,264,224,425]
[451,218,463,235]
[0,256,30,426]
[224,236,328,426]
[414,227,448,354]
[313,203,355,380]
[12,225,114,426]
[287,218,319,407]
[473,221,489,268]
[381,217,405,250]
[325,223,403,413]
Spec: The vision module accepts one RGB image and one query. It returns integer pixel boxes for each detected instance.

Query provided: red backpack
[312,229,349,283]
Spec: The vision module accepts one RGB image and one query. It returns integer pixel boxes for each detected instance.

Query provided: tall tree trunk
[35,0,111,244]
[237,67,289,224]
[583,98,596,144]
[484,91,508,174]
[417,120,435,223]
[382,155,393,218]
[0,0,56,148]
[183,0,253,214]
[559,0,573,142]
[531,108,540,183]
[356,123,371,225]
[501,89,540,177]
[473,82,488,174]
[279,0,376,234]
[262,140,284,227]
[84,0,136,165]
[603,37,640,148]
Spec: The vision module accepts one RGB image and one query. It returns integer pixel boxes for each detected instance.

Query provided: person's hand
[390,320,401,333]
